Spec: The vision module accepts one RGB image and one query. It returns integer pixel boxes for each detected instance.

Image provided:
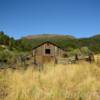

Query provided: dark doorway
[45,49,50,54]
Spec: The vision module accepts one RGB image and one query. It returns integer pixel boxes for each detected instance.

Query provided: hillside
[21,34,77,51]
[21,34,100,53]
[0,32,100,53]
[91,34,100,38]
[23,34,75,40]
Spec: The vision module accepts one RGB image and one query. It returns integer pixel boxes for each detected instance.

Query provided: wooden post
[97,55,100,66]
[75,54,78,62]
[88,52,94,63]
[54,57,57,64]
[34,55,37,65]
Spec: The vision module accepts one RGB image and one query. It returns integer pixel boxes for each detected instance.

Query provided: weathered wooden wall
[32,42,66,64]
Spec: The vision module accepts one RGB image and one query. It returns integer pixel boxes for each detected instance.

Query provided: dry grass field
[0,60,100,100]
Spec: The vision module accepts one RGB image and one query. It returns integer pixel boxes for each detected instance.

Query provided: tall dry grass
[0,62,100,100]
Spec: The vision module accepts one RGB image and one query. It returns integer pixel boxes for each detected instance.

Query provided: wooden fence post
[97,55,100,66]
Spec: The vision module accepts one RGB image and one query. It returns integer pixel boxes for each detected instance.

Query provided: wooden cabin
[32,41,67,65]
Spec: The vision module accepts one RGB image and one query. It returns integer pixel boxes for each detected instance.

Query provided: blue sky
[0,0,100,39]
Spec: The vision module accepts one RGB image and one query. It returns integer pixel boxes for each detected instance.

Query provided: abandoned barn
[32,41,94,66]
[32,41,67,65]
